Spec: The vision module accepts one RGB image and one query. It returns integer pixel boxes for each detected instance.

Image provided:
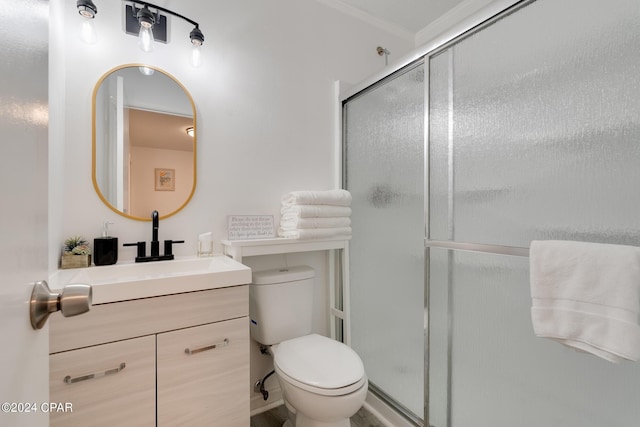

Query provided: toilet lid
[273,334,365,390]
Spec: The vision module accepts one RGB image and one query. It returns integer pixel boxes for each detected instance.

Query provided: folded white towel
[277,227,352,240]
[529,240,640,363]
[280,216,351,230]
[280,205,352,219]
[281,190,352,207]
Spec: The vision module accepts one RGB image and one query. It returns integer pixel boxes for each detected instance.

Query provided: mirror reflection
[92,65,196,220]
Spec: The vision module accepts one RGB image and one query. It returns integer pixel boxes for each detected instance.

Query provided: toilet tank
[249,265,315,345]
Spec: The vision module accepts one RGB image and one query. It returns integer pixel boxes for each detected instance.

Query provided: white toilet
[250,265,368,427]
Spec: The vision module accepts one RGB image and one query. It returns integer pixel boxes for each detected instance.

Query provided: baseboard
[250,386,284,417]
[249,381,419,426]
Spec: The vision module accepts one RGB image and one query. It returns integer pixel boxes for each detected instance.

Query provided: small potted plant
[61,236,92,269]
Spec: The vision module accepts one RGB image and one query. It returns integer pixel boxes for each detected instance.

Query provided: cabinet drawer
[50,285,248,353]
[157,317,249,426]
[50,335,155,427]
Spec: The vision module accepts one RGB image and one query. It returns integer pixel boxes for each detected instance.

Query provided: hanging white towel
[277,227,352,240]
[279,216,351,230]
[529,240,640,363]
[281,190,352,207]
[280,205,352,219]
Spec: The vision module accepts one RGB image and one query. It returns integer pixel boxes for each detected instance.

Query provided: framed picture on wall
[155,168,175,191]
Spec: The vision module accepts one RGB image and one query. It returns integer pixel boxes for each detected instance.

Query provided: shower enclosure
[343,0,640,426]
[344,63,425,423]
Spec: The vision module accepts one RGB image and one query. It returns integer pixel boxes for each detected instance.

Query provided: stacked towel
[278,190,352,240]
[529,240,640,363]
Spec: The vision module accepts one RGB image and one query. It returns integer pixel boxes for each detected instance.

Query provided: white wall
[51,0,412,258]
[49,0,413,414]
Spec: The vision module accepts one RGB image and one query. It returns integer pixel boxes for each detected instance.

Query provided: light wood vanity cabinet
[49,285,249,427]
[50,335,156,426]
[157,317,248,425]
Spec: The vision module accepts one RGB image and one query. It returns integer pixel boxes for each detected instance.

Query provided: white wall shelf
[221,237,348,262]
[221,237,352,345]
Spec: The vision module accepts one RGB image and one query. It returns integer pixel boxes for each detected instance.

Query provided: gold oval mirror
[92,64,196,221]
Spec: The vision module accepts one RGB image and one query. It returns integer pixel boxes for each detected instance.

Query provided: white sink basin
[50,256,251,304]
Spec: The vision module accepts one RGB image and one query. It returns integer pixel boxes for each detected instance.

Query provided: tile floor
[250,405,386,427]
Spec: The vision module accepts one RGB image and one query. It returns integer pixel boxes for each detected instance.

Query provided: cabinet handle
[184,338,229,355]
[64,362,126,384]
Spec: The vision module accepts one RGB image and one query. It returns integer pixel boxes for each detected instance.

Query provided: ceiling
[320,0,466,36]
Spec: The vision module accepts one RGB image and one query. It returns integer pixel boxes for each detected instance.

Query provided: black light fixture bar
[122,0,203,45]
[124,4,168,43]
[132,1,199,28]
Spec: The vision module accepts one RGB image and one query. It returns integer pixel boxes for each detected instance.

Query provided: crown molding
[414,0,495,46]
[314,0,414,42]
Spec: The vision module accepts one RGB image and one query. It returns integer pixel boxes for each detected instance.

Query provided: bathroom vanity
[48,256,251,426]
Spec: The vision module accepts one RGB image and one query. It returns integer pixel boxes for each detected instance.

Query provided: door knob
[30,280,92,330]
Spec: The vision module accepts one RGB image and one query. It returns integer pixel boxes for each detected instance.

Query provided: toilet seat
[273,334,366,397]
[276,365,367,397]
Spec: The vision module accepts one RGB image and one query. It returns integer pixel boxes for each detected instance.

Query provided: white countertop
[49,255,251,304]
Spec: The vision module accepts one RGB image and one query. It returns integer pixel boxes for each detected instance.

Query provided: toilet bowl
[250,266,367,427]
[273,334,368,427]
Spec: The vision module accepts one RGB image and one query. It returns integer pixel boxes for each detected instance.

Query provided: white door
[0,1,50,426]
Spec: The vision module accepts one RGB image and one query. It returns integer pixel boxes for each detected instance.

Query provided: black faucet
[123,210,184,262]
[151,210,160,257]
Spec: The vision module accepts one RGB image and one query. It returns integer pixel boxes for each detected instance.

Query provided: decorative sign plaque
[227,215,275,240]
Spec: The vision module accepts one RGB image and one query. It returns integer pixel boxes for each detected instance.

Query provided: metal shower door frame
[340,1,532,426]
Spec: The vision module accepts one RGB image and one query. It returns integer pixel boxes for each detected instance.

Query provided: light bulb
[191,44,202,68]
[138,24,154,52]
[189,27,204,68]
[77,0,97,19]
[139,66,155,76]
[80,18,97,44]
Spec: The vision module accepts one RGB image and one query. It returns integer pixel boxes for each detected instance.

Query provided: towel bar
[425,240,530,257]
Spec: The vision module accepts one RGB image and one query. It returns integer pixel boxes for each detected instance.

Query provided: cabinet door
[50,335,156,426]
[157,317,249,426]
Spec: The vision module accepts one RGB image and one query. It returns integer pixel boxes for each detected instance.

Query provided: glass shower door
[343,62,425,421]
[428,0,640,426]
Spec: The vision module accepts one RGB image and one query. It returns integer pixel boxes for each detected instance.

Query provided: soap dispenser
[93,221,118,266]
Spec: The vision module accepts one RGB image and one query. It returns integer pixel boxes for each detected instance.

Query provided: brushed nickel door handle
[30,280,92,329]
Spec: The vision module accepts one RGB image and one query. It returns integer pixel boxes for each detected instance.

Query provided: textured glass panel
[428,1,640,425]
[429,0,640,247]
[428,51,452,241]
[429,248,640,427]
[426,248,450,427]
[345,63,425,417]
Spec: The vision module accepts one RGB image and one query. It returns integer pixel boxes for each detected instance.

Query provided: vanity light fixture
[136,4,155,52]
[123,1,205,67]
[185,126,194,137]
[77,0,97,18]
[77,0,98,44]
[189,27,204,68]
